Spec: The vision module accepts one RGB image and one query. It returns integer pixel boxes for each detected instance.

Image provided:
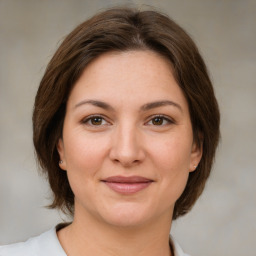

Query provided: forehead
[67,50,188,110]
[81,50,174,83]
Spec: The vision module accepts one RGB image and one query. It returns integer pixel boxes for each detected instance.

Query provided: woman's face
[58,50,202,228]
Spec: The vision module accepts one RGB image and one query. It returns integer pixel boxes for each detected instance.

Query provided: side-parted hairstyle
[33,7,220,220]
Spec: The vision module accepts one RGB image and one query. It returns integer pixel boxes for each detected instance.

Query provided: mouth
[101,176,154,194]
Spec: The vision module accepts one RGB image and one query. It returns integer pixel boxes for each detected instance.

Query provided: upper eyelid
[80,114,175,125]
[145,114,175,123]
[81,114,110,124]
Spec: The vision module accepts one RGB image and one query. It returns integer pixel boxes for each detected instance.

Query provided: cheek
[150,135,192,197]
[152,134,193,171]
[63,135,106,200]
[63,131,109,177]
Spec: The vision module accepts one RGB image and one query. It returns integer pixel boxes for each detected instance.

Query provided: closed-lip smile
[101,176,154,194]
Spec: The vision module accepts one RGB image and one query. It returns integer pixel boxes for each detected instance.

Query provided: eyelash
[81,115,110,126]
[81,114,175,127]
[145,115,175,126]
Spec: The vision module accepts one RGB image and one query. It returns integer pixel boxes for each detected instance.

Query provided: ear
[189,138,203,172]
[57,138,67,171]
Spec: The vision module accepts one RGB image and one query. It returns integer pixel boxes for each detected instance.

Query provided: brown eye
[152,117,164,125]
[146,115,174,126]
[90,117,103,125]
[82,115,108,126]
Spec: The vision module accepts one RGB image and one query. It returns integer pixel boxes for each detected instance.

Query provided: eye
[82,115,109,126]
[146,115,174,126]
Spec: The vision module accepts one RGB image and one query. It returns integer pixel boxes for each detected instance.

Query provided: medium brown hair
[33,7,220,220]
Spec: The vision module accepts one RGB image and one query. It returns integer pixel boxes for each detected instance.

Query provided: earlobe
[57,138,67,170]
[189,139,203,172]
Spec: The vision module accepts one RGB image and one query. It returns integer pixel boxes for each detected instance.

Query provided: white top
[0,227,190,256]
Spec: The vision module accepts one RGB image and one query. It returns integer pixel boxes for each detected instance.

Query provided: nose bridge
[109,120,144,166]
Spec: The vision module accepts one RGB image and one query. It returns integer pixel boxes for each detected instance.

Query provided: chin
[104,215,149,228]
[98,202,158,228]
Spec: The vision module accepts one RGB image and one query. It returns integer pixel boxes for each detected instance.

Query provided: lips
[102,176,153,194]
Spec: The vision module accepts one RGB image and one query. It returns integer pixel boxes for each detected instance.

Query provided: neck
[58,207,173,256]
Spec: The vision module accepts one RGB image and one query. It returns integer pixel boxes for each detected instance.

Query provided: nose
[109,123,146,167]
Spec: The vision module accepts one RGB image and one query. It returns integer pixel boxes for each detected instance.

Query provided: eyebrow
[74,100,115,111]
[140,100,182,112]
[74,99,182,112]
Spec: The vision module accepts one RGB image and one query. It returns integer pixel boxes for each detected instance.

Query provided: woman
[0,7,220,256]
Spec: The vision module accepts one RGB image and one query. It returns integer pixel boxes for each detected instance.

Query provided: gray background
[0,0,255,255]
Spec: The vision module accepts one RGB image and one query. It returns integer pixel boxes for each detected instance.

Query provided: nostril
[112,158,141,167]
[109,134,146,166]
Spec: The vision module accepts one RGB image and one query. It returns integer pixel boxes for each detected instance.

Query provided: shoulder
[171,236,191,256]
[0,228,66,256]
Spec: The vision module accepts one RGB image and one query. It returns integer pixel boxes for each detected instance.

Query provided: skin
[57,50,202,256]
